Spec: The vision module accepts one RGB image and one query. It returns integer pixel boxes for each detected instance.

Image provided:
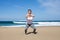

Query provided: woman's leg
[31,23,37,34]
[25,28,27,34]
[25,24,29,34]
[33,28,37,34]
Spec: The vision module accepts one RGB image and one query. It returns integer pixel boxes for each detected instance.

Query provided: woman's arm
[32,14,35,17]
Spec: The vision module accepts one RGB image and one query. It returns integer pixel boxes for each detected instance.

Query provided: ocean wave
[1,22,60,27]
[13,22,60,26]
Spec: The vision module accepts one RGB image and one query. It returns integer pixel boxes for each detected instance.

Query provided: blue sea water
[0,20,60,27]
[0,21,38,26]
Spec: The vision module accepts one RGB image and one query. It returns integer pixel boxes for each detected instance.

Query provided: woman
[25,9,37,34]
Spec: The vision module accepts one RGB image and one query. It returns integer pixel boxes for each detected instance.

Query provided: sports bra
[27,17,33,20]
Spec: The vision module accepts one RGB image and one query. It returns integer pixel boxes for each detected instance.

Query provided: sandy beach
[0,26,60,40]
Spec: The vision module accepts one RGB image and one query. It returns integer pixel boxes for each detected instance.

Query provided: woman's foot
[25,29,27,34]
[33,29,37,34]
[33,32,37,34]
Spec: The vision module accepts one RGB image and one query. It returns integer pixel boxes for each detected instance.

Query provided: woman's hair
[28,9,32,13]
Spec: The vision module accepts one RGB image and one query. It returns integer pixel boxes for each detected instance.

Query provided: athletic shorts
[25,23,36,29]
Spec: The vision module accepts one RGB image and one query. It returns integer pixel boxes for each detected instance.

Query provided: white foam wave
[38,22,60,26]
[2,22,60,27]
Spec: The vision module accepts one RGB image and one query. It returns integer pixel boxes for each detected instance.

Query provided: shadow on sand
[26,32,37,35]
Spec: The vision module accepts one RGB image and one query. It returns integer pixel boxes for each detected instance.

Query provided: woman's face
[28,11,31,14]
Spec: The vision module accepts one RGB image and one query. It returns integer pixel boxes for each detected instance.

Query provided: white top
[26,14,34,20]
[27,17,33,20]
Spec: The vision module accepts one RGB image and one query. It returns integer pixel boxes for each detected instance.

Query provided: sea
[0,20,60,27]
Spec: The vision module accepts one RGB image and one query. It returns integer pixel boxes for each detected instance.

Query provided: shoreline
[0,25,60,27]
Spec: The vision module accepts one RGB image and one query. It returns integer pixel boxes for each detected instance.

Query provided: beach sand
[0,26,60,40]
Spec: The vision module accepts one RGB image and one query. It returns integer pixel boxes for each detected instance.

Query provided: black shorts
[27,24,32,26]
[26,23,36,29]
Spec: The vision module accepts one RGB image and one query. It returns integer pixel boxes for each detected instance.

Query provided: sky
[0,0,60,21]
